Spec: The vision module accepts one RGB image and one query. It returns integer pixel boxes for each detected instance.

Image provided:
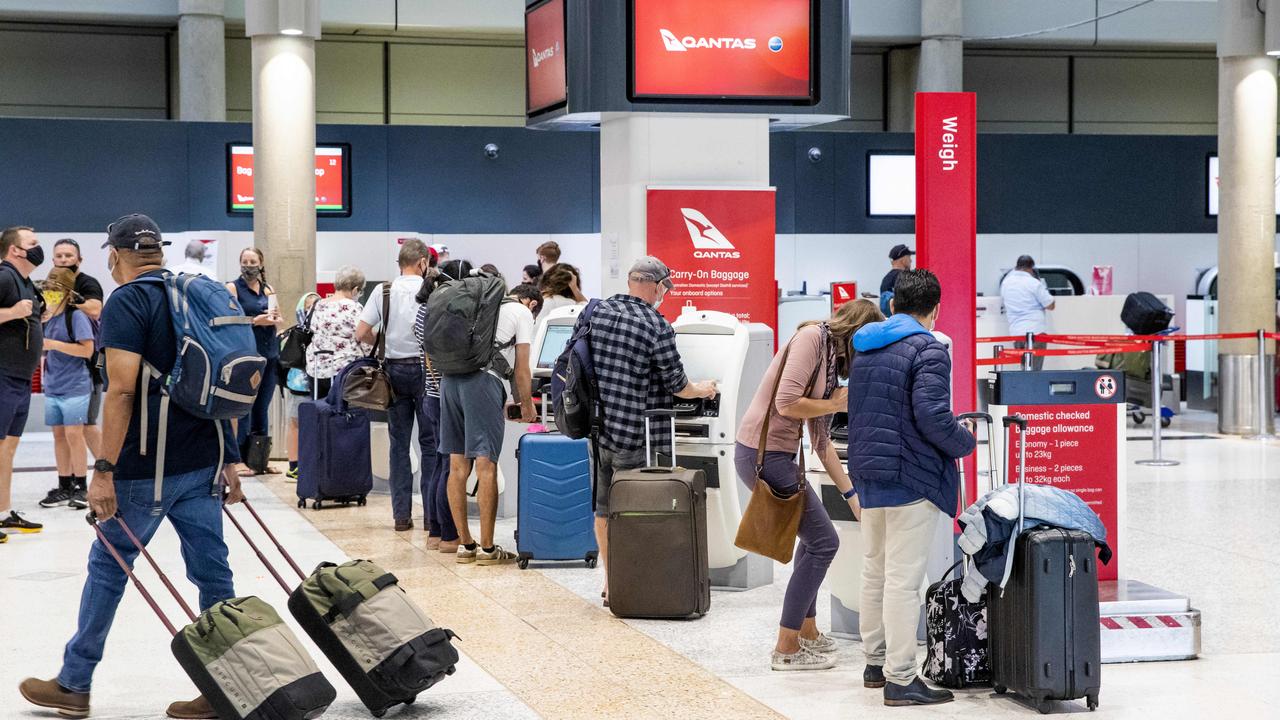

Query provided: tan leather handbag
[342,286,395,411]
[734,340,819,565]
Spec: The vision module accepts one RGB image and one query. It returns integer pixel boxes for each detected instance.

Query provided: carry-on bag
[221,500,463,719]
[297,378,373,510]
[87,512,335,720]
[607,409,710,620]
[244,434,272,475]
[514,430,599,569]
[1120,291,1174,336]
[922,412,995,689]
[987,415,1102,714]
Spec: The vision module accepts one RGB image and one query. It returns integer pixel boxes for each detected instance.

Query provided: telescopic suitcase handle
[996,414,1029,595]
[87,511,196,637]
[643,408,677,468]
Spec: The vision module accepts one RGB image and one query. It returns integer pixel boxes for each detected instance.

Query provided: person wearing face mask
[226,248,282,477]
[52,238,105,463]
[847,269,975,707]
[0,226,46,542]
[572,256,717,603]
[35,268,95,511]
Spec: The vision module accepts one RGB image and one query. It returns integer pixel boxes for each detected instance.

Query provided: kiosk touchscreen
[536,323,573,373]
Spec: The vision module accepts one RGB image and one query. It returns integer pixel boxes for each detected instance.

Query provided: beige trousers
[859,499,941,686]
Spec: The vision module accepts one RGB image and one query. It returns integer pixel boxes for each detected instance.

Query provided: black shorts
[0,373,33,438]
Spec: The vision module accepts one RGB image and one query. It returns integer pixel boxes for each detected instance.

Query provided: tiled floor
[3,409,1279,719]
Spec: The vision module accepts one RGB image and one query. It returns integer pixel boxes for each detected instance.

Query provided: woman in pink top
[734,298,882,672]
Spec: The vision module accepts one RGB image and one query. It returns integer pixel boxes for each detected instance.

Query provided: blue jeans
[58,466,233,692]
[421,394,457,541]
[237,357,279,445]
[387,361,430,522]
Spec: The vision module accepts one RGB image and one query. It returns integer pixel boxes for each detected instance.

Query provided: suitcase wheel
[993,685,1007,695]
[405,696,416,706]
[585,553,598,569]
[1037,698,1053,715]
[1087,694,1099,711]
[371,710,386,719]
[358,495,367,507]
[296,499,305,509]
[517,556,530,570]
[312,500,323,511]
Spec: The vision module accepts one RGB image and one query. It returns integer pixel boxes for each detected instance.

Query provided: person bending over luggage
[578,256,717,606]
[847,269,975,707]
[20,214,244,720]
[356,239,435,532]
[436,261,537,565]
[227,247,282,476]
[37,268,95,511]
[735,298,881,671]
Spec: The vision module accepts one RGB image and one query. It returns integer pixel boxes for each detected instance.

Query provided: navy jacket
[847,314,975,515]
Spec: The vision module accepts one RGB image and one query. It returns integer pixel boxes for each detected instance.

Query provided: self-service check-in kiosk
[989,369,1200,663]
[671,308,774,591]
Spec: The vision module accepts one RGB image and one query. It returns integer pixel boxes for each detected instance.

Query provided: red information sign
[830,281,858,310]
[228,145,347,213]
[525,0,566,115]
[1006,404,1120,581]
[630,0,813,100]
[915,92,978,502]
[646,188,777,335]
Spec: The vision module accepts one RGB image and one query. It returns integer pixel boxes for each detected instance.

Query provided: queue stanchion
[1021,332,1034,371]
[1136,336,1178,467]
[1244,328,1276,441]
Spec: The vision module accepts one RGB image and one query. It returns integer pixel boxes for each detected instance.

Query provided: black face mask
[22,245,44,267]
[67,264,79,274]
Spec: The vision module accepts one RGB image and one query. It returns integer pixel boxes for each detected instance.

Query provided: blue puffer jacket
[847,314,975,515]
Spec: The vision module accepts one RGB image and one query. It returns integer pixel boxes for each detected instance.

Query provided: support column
[247,0,320,319]
[1216,0,1277,434]
[178,0,226,121]
[919,0,963,93]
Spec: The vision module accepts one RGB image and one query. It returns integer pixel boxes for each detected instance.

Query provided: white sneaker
[771,646,835,672]
[799,632,838,654]
[456,545,477,564]
[475,545,517,566]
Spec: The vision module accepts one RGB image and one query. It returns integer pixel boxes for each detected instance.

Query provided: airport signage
[525,0,567,116]
[646,187,777,335]
[630,0,814,101]
[227,144,350,215]
[830,281,858,310]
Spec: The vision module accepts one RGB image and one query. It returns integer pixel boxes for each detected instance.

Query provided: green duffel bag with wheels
[171,596,337,720]
[287,559,460,718]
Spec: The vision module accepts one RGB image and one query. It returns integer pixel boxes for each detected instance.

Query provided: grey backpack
[421,274,513,376]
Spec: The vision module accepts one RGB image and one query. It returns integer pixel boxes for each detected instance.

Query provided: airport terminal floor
[2,409,1277,720]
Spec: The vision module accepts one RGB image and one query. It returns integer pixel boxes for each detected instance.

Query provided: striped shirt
[413,304,444,397]
[577,294,688,454]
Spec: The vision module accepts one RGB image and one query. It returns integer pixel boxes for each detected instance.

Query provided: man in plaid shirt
[578,256,718,604]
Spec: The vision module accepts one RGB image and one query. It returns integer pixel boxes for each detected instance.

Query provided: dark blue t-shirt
[100,270,239,481]
[42,308,94,397]
[234,277,279,360]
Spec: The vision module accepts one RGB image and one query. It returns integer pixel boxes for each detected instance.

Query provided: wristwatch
[842,487,858,500]
[94,459,116,474]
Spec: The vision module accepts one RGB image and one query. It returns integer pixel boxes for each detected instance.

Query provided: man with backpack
[423,260,535,566]
[19,214,246,720]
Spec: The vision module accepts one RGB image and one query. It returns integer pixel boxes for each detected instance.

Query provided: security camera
[484,143,500,160]
[807,147,822,163]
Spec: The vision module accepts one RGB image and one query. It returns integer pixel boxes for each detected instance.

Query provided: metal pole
[1021,331,1034,371]
[1138,338,1179,467]
[1245,328,1275,440]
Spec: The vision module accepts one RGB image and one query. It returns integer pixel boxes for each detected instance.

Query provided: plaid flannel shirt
[579,294,688,454]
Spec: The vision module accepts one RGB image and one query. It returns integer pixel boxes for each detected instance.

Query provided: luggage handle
[86,512,195,637]
[997,414,1029,595]
[643,408,677,468]
[954,412,995,579]
[222,496,308,597]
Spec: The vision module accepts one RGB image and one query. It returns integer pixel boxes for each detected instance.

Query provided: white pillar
[247,0,320,318]
[178,0,226,121]
[1216,0,1277,434]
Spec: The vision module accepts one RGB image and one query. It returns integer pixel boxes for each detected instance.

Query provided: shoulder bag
[342,285,395,411]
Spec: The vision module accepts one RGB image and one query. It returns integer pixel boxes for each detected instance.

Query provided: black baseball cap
[889,244,915,261]
[102,214,169,249]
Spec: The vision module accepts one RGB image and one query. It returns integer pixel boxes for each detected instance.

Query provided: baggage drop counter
[989,369,1200,663]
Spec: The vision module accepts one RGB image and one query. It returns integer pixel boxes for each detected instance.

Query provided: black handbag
[244,434,272,474]
[278,305,316,370]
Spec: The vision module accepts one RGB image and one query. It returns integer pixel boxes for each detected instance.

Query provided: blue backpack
[129,273,265,507]
[550,299,600,440]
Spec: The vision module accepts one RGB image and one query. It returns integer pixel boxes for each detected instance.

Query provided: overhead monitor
[525,0,567,117]
[867,152,916,216]
[1206,154,1280,217]
[629,0,816,103]
[227,144,351,216]
[536,323,574,369]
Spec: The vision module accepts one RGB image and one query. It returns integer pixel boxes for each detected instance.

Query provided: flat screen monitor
[1206,154,1280,217]
[227,144,351,216]
[867,153,915,216]
[537,324,574,369]
[629,0,816,103]
[526,0,567,116]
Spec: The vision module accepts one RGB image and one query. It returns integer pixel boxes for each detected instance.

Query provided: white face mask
[653,298,663,310]
[106,249,118,276]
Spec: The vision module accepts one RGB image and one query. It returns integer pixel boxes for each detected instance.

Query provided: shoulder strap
[64,306,76,342]
[756,335,823,473]
[374,283,389,363]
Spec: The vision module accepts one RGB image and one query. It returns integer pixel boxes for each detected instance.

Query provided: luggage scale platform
[1099,579,1200,664]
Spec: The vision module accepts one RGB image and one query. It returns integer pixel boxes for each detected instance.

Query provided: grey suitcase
[607,409,710,619]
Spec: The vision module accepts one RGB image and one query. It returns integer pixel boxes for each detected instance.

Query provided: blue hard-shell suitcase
[297,397,373,510]
[514,432,598,569]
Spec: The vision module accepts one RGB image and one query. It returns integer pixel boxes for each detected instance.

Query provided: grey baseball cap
[628,256,674,290]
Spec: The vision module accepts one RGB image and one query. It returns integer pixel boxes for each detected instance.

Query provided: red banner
[525,0,566,114]
[830,281,858,311]
[1006,405,1120,581]
[916,92,978,502]
[646,188,777,336]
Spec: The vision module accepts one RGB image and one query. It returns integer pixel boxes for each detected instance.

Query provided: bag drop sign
[646,188,776,334]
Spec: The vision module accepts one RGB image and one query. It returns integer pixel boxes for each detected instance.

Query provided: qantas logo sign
[681,208,742,259]
[660,28,757,52]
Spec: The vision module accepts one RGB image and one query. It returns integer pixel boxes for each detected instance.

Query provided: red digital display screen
[228,144,350,215]
[630,0,814,101]
[525,0,567,115]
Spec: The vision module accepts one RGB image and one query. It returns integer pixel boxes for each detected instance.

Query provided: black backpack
[421,274,512,376]
[550,300,601,440]
[63,306,103,386]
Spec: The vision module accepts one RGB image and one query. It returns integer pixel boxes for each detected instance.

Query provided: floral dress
[305,297,370,380]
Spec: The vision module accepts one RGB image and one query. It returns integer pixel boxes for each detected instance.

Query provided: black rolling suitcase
[988,415,1102,714]
[1120,291,1174,335]
[607,409,711,619]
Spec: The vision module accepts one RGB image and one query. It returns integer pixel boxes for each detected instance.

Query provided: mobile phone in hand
[506,404,523,420]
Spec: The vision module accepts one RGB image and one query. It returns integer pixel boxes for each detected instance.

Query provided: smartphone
[506,404,523,420]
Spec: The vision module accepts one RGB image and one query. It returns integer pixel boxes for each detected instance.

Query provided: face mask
[241,265,262,279]
[22,245,44,267]
[652,297,664,310]
[42,291,65,309]
[68,264,79,273]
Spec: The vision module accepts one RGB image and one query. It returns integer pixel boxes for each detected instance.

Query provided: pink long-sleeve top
[735,324,833,455]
